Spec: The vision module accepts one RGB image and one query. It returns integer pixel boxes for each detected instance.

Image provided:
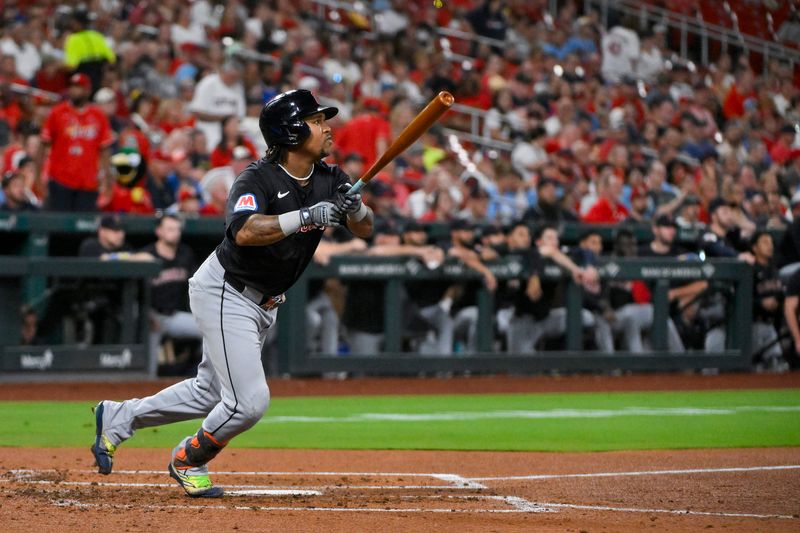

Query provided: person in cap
[139,213,203,375]
[78,214,131,258]
[0,171,38,212]
[706,231,787,370]
[521,177,578,225]
[63,7,116,94]
[457,186,492,224]
[675,194,705,230]
[146,149,179,210]
[34,72,114,211]
[89,89,372,498]
[699,197,755,263]
[436,216,499,354]
[188,59,246,151]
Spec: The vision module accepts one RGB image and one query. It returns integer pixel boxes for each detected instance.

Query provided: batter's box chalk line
[9,468,539,515]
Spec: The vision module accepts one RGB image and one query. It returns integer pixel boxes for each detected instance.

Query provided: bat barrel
[346,91,454,196]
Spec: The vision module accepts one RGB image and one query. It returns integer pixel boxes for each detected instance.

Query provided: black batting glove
[334,182,363,215]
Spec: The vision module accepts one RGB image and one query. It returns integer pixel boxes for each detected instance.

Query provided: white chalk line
[51,499,535,514]
[260,405,800,424]
[431,474,486,489]
[16,479,475,491]
[47,498,799,519]
[528,500,797,520]
[471,464,800,481]
[9,465,798,485]
[226,489,320,496]
[9,469,458,478]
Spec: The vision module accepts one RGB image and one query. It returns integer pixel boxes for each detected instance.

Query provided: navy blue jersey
[216,158,350,296]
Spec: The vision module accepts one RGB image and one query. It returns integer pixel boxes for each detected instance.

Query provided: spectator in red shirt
[583,172,629,223]
[209,116,257,168]
[34,73,114,211]
[770,124,797,166]
[722,69,758,120]
[334,100,391,168]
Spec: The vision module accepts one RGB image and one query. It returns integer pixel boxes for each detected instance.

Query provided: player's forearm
[457,249,492,279]
[667,280,707,301]
[345,207,373,239]
[33,141,48,184]
[548,248,582,277]
[235,214,290,246]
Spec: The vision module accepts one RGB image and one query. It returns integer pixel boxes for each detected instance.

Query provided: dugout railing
[279,256,753,375]
[0,213,758,377]
[0,257,159,375]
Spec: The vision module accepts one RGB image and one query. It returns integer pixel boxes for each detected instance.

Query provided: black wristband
[299,207,312,227]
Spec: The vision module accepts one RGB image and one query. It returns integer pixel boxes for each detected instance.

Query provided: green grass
[3,389,800,452]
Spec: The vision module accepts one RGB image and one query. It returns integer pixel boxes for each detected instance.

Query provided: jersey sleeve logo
[234,193,258,212]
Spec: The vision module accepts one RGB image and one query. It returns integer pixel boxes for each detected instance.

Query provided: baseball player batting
[90,89,374,497]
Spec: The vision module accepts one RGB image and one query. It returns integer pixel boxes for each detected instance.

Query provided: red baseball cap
[179,187,197,202]
[69,73,91,90]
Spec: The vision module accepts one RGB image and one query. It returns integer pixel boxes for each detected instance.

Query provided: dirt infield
[1,447,798,532]
[1,372,798,531]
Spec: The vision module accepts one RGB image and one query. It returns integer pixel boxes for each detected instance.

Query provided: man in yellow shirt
[63,8,116,95]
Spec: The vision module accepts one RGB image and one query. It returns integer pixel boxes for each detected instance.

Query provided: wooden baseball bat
[348,91,454,194]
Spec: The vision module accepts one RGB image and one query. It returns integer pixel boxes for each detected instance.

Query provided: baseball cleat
[168,437,223,498]
[168,462,224,498]
[90,401,116,475]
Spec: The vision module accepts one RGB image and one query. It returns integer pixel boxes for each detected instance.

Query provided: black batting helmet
[259,89,338,147]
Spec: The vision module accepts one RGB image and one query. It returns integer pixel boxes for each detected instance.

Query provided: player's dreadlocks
[265,144,287,164]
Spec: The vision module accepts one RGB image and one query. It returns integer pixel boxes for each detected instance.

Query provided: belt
[223,272,286,311]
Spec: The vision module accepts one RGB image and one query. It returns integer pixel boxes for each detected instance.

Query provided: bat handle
[348,180,366,195]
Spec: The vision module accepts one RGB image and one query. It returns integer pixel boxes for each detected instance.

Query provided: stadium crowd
[3,0,800,370]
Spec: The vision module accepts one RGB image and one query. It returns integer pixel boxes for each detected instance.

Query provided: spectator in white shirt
[188,59,246,151]
[322,39,362,86]
[636,29,665,84]
[171,5,208,48]
[601,26,639,83]
[511,126,548,182]
[0,21,41,81]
